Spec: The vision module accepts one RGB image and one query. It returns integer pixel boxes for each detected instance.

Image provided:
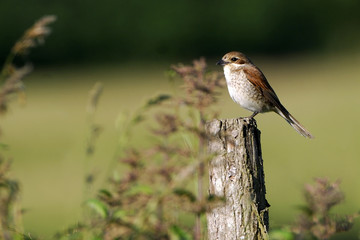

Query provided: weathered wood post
[206,118,270,240]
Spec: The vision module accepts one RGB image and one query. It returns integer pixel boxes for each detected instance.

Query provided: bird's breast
[223,68,271,113]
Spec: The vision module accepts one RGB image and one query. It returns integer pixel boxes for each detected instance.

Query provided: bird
[217,51,313,138]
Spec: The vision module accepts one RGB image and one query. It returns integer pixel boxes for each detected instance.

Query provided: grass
[2,53,360,238]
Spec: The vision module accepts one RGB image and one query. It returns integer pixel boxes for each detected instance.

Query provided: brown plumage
[217,51,313,138]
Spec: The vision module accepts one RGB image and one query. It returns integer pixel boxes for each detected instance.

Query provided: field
[2,53,360,238]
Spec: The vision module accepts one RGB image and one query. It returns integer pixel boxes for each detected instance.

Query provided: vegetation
[293,178,359,240]
[0,15,56,240]
[0,15,359,240]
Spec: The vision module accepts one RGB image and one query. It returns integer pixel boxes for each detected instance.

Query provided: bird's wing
[244,64,313,138]
[244,65,288,114]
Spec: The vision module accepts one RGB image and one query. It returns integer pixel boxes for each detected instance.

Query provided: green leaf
[170,225,192,240]
[113,209,127,220]
[98,189,112,198]
[131,114,145,124]
[86,199,108,218]
[126,184,154,196]
[145,94,171,108]
[269,228,294,240]
[173,188,196,202]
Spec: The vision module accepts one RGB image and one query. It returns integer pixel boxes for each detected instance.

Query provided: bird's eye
[231,57,238,62]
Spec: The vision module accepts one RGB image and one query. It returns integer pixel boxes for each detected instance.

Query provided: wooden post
[206,118,269,240]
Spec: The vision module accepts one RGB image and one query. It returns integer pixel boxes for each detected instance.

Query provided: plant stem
[194,111,206,240]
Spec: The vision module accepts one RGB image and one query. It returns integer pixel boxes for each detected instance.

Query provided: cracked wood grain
[206,118,269,240]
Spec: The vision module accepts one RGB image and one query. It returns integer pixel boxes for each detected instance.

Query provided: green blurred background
[1,0,360,239]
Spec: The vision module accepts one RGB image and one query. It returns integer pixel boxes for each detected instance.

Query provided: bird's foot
[241,112,258,126]
[248,112,259,119]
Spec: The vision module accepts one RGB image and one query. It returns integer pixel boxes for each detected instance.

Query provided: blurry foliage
[0,159,22,240]
[1,1,360,64]
[292,178,359,240]
[55,60,359,240]
[85,82,104,157]
[269,227,294,240]
[55,58,225,240]
[0,12,359,240]
[0,15,56,115]
[270,178,359,240]
[83,82,104,210]
[0,15,55,240]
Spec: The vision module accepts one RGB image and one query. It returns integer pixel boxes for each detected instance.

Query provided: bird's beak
[216,59,228,66]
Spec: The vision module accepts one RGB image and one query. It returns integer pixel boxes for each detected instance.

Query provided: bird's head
[217,51,252,69]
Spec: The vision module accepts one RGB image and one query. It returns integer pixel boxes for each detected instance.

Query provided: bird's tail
[275,107,314,139]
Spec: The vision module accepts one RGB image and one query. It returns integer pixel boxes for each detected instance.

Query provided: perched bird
[217,51,313,138]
